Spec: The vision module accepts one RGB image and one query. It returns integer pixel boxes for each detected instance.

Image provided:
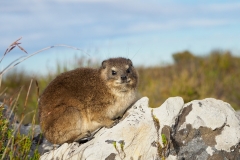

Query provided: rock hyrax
[38,57,138,144]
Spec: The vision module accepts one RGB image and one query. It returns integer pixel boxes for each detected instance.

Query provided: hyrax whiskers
[38,57,138,144]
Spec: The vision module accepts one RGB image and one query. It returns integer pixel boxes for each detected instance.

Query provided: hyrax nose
[121,76,127,81]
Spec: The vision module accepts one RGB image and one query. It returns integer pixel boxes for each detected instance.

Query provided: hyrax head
[100,57,138,92]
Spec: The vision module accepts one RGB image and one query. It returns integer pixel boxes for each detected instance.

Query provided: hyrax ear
[101,60,107,69]
[127,59,133,66]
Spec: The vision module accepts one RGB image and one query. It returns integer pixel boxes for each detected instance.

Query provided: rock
[14,123,41,137]
[169,98,240,159]
[236,110,240,116]
[40,97,240,160]
[15,123,57,155]
[0,102,15,123]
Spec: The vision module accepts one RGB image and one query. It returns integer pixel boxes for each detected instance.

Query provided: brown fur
[38,57,138,144]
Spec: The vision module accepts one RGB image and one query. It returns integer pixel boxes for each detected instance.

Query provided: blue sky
[1,0,240,75]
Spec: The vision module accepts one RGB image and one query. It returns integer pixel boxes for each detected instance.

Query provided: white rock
[166,155,177,160]
[206,146,214,156]
[40,97,240,159]
[213,100,240,151]
[179,98,240,152]
[14,123,41,137]
[41,97,184,160]
[179,98,226,130]
[153,96,184,131]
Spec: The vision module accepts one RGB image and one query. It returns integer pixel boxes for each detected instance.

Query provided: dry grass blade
[0,44,90,76]
[0,56,26,73]
[35,79,39,98]
[9,37,22,47]
[17,44,28,54]
[6,45,16,54]
[24,79,33,110]
[8,86,23,120]
[54,44,91,57]
[0,87,8,96]
[20,78,33,125]
[0,37,23,63]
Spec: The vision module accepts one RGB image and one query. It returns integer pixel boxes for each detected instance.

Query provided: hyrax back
[38,57,138,144]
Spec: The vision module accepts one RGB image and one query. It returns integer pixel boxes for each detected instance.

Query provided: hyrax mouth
[115,79,131,85]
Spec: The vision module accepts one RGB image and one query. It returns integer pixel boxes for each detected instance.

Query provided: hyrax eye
[112,70,117,75]
[126,69,130,73]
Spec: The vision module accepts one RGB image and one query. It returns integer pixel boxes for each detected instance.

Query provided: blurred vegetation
[138,50,240,109]
[1,51,240,124]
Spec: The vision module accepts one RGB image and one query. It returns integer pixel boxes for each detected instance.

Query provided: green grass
[0,97,40,159]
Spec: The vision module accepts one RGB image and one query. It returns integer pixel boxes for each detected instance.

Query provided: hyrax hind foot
[105,119,120,128]
[77,127,103,143]
[76,131,92,143]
